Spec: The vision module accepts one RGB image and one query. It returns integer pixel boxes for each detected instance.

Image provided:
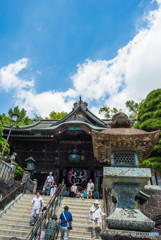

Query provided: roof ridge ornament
[73,97,88,111]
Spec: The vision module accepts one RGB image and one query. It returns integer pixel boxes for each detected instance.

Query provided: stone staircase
[0,194,51,240]
[57,197,102,240]
[0,195,103,240]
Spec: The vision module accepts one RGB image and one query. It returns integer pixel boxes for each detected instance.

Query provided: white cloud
[0,58,34,92]
[15,89,75,118]
[70,1,161,110]
[1,0,161,118]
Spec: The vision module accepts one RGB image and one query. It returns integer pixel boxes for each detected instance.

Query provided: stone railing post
[22,171,29,183]
[33,179,37,194]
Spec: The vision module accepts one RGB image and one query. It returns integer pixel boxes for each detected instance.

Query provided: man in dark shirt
[59,206,73,240]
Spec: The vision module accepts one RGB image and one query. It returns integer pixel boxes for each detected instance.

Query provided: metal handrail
[26,184,66,240]
[0,181,26,210]
[102,187,106,230]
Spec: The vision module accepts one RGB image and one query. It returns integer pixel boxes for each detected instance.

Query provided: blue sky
[0,0,160,117]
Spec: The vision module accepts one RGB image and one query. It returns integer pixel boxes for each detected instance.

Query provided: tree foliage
[126,100,142,119]
[99,107,122,118]
[8,106,34,126]
[134,89,161,171]
[46,111,67,120]
[0,115,10,157]
[14,162,24,181]
[99,107,110,118]
[99,100,141,119]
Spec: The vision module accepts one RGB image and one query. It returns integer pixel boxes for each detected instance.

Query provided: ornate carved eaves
[92,129,160,164]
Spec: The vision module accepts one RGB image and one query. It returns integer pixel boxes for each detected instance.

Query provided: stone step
[23,194,51,198]
[5,213,36,219]
[0,216,93,225]
[61,199,100,204]
[6,212,36,218]
[62,197,99,202]
[0,228,29,238]
[59,205,93,210]
[7,209,33,214]
[13,201,49,208]
[57,209,90,214]
[9,207,90,215]
[0,218,30,224]
[58,202,96,208]
[0,235,26,240]
[68,230,92,238]
[57,235,100,240]
[0,222,32,231]
[69,224,92,232]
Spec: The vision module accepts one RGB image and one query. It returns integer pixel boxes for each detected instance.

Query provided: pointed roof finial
[79,96,82,102]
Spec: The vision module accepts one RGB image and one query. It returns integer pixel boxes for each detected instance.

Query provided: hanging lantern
[69,147,80,163]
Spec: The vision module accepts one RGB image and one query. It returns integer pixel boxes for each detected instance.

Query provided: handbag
[63,212,72,230]
[40,230,45,239]
[89,207,99,221]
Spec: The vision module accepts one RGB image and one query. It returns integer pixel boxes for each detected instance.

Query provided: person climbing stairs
[57,197,103,240]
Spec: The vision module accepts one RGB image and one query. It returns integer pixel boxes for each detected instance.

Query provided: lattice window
[111,152,137,167]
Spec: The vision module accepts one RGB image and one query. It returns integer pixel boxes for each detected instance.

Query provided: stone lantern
[25,157,37,179]
[92,113,160,239]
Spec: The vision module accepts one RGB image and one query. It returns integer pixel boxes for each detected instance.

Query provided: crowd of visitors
[42,173,95,200]
[69,179,94,199]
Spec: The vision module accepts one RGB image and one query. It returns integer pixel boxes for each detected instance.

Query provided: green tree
[33,114,43,121]
[46,111,67,120]
[134,89,161,171]
[0,115,10,157]
[3,106,34,126]
[99,107,111,118]
[111,107,122,116]
[99,107,122,118]
[126,100,142,119]
[14,162,24,181]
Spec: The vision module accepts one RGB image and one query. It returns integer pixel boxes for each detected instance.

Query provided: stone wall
[0,179,19,199]
[105,188,117,216]
[140,186,161,235]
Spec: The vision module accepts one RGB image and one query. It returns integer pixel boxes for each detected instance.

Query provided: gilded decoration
[92,113,160,164]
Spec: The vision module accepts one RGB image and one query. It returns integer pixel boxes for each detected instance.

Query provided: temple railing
[26,178,37,194]
[26,184,66,240]
[0,160,16,185]
[102,187,107,230]
[22,171,37,195]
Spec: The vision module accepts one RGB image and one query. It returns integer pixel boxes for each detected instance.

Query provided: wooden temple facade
[3,100,109,192]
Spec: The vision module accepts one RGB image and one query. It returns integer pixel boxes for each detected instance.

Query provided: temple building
[4,100,160,194]
[3,99,109,193]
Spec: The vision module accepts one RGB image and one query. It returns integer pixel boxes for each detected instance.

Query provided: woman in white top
[70,183,77,198]
[44,172,54,196]
[89,200,106,239]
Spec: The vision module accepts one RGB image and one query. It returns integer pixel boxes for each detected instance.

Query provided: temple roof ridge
[51,98,107,128]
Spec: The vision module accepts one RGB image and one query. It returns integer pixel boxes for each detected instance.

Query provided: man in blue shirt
[59,206,73,240]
